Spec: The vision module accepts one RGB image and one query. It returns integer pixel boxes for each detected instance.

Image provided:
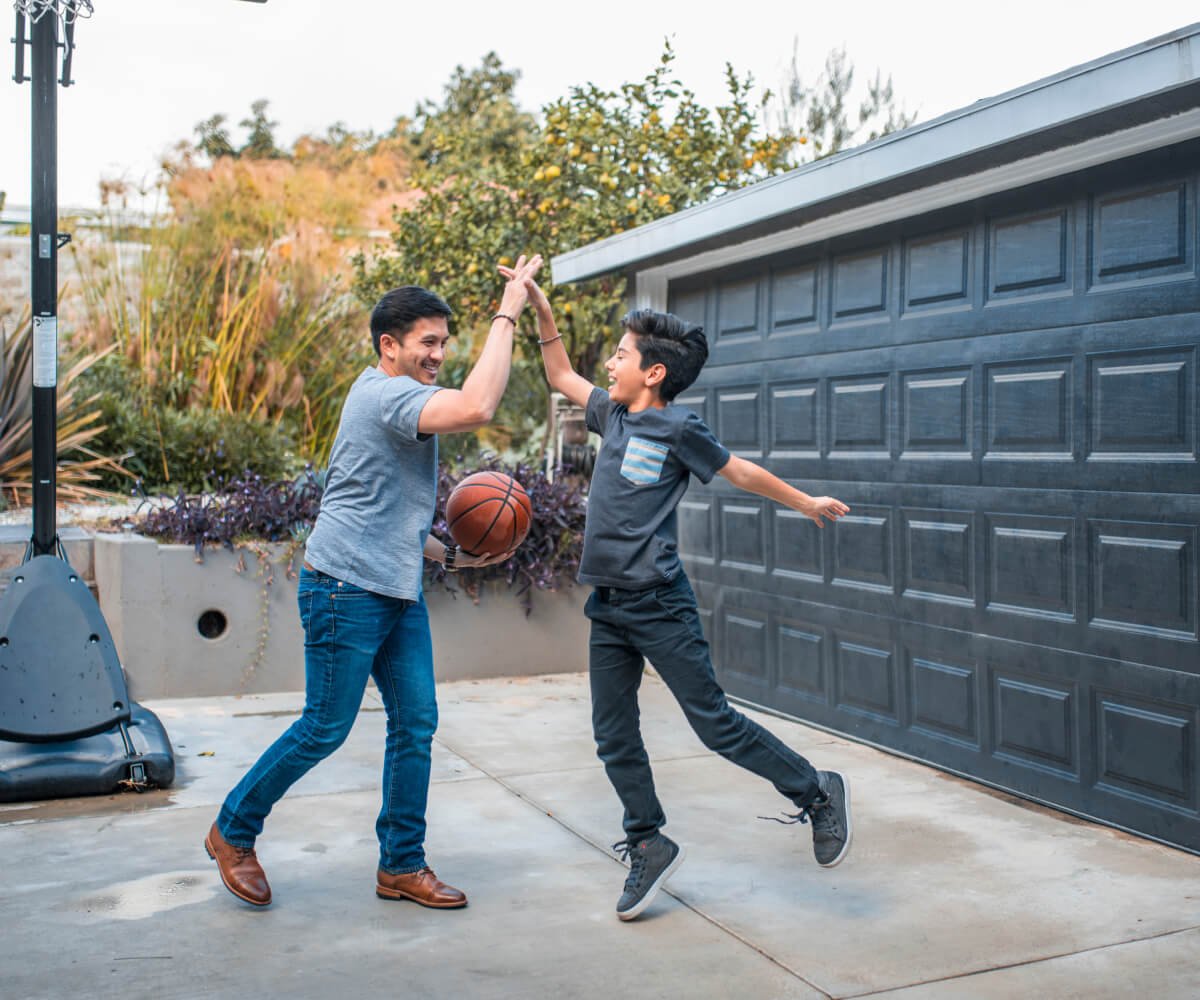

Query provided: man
[205,255,543,909]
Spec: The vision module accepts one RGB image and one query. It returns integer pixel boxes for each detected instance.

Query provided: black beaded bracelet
[443,544,459,572]
[491,313,517,327]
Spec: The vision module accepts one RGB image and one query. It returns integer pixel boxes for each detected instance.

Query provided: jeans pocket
[654,581,703,636]
[298,592,314,642]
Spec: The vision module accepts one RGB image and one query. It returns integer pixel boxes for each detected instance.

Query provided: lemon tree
[354,44,798,458]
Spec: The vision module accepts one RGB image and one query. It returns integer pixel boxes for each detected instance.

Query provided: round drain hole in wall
[197,609,229,640]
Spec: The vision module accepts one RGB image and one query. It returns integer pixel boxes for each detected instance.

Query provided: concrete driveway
[2,672,1198,999]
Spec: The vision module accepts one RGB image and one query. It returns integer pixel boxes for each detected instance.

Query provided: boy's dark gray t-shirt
[580,386,730,589]
[304,367,440,600]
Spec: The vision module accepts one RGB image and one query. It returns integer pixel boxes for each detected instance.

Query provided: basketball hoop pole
[29,8,60,555]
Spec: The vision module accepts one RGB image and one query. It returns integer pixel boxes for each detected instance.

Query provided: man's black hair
[621,308,708,401]
[370,286,454,356]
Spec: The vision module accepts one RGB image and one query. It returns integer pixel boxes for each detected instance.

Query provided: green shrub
[79,355,295,493]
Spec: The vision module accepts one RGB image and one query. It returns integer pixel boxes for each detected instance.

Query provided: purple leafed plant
[129,468,325,556]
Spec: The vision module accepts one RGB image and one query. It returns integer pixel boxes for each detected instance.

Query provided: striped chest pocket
[620,436,670,485]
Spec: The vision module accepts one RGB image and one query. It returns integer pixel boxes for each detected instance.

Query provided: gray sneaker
[808,770,852,867]
[613,833,685,921]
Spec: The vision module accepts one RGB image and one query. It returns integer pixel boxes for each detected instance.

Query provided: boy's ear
[643,363,667,389]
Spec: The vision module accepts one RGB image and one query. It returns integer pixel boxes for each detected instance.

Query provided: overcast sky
[2,1,1198,210]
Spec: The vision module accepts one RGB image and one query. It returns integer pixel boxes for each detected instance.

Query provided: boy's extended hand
[804,496,850,526]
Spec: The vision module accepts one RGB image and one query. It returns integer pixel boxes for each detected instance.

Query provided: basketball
[445,471,533,556]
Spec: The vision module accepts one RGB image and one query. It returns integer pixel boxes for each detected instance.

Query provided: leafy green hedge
[79,355,296,494]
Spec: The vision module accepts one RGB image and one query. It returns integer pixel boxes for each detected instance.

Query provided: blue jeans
[586,573,820,843]
[218,568,437,874]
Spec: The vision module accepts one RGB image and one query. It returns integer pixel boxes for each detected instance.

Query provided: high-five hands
[497,254,544,316]
[498,260,551,315]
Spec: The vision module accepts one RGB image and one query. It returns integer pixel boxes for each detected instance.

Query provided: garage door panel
[988,207,1073,298]
[900,507,975,605]
[991,666,1080,780]
[1094,691,1196,811]
[903,229,972,311]
[716,496,768,573]
[768,380,821,458]
[1087,520,1197,640]
[1086,346,1195,460]
[772,507,825,582]
[831,507,895,593]
[1091,181,1191,285]
[715,383,764,458]
[770,263,820,332]
[985,513,1076,620]
[908,649,981,750]
[832,247,891,321]
[900,368,974,459]
[834,632,901,726]
[777,620,830,706]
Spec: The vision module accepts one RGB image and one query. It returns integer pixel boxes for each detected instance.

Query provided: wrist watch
[443,544,459,572]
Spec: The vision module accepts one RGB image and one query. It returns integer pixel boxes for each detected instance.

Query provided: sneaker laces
[613,840,647,890]
[757,806,813,826]
[757,796,836,833]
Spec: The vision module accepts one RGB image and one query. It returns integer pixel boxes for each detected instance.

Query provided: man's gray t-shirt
[304,367,440,600]
[579,386,730,589]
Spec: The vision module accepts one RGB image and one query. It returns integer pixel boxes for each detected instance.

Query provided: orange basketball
[445,471,533,556]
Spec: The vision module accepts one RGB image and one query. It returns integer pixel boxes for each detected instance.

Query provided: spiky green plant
[0,305,125,507]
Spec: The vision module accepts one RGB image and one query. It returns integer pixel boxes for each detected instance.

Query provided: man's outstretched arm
[418,254,544,434]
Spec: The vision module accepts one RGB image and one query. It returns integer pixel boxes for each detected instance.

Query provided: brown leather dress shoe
[205,822,272,907]
[376,866,467,908]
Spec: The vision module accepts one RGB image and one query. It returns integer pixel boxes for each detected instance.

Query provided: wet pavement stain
[64,871,215,921]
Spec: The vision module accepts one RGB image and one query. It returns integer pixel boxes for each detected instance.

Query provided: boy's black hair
[621,308,708,402]
[370,286,454,356]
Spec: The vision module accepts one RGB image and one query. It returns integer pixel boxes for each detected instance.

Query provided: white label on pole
[33,315,57,388]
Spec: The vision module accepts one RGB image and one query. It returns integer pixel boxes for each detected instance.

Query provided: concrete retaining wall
[90,533,588,699]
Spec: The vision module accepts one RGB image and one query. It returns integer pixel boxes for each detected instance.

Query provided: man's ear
[644,363,667,388]
[378,331,400,359]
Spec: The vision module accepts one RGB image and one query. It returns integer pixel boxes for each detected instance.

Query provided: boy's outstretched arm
[502,269,595,408]
[717,454,850,527]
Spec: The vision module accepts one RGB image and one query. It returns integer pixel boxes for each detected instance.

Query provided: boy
[518,274,852,921]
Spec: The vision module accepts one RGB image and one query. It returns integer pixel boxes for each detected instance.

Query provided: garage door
[669,142,1200,854]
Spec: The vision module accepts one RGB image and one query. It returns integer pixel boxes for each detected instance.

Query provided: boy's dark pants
[586,573,821,843]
